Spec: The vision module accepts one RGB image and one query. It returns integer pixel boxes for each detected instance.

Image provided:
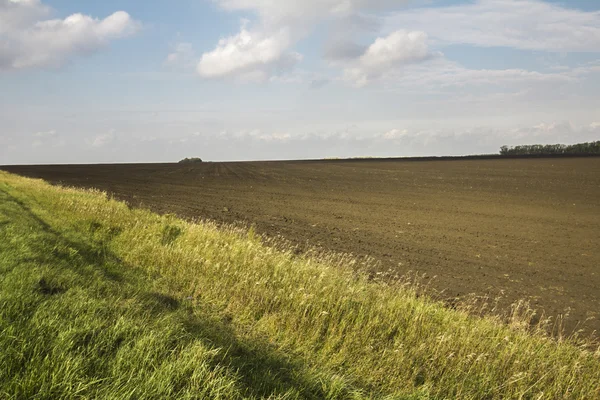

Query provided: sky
[1,0,599,164]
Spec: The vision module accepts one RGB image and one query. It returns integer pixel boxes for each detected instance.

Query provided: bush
[179,157,203,164]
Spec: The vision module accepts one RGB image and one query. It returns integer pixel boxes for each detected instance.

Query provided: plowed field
[4,158,599,335]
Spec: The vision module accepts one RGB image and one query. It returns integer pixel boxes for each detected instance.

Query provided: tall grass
[1,171,599,399]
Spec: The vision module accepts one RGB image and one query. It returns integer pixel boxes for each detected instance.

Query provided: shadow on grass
[179,310,334,399]
[0,187,347,399]
[0,187,125,283]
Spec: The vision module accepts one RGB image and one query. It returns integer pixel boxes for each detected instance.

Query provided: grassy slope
[0,171,598,399]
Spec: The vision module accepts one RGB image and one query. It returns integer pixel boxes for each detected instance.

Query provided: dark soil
[4,158,599,336]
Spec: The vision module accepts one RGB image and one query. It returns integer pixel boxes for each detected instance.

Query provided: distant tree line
[500,141,600,156]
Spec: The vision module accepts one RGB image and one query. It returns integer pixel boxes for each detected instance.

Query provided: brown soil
[3,158,599,335]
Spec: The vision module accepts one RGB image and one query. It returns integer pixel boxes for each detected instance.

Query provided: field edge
[1,170,599,399]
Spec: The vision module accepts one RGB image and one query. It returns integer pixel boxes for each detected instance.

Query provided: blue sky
[1,0,599,164]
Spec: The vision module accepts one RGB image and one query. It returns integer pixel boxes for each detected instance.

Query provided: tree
[179,157,203,163]
[499,141,600,156]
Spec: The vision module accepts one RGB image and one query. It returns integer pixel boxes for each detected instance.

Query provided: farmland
[2,170,600,398]
[3,157,600,335]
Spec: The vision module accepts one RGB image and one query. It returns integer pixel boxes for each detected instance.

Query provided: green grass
[0,171,599,399]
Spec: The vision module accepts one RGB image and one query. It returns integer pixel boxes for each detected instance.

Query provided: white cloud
[343,30,436,86]
[164,121,600,160]
[0,0,139,71]
[383,128,408,140]
[510,121,600,141]
[341,53,595,89]
[212,128,293,142]
[398,59,577,89]
[197,27,302,82]
[323,13,380,62]
[385,0,600,52]
[31,128,64,148]
[164,42,195,69]
[92,131,115,148]
[377,122,600,147]
[33,129,56,138]
[214,0,403,24]
[361,31,432,67]
[570,60,600,76]
[199,0,409,81]
[204,0,600,86]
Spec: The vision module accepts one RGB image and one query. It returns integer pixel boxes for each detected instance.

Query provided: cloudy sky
[1,0,599,164]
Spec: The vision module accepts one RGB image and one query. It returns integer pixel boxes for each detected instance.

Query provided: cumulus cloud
[324,0,600,87]
[343,30,437,86]
[385,0,600,52]
[197,27,302,82]
[204,0,600,85]
[0,0,139,71]
[198,0,409,81]
[332,19,588,88]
